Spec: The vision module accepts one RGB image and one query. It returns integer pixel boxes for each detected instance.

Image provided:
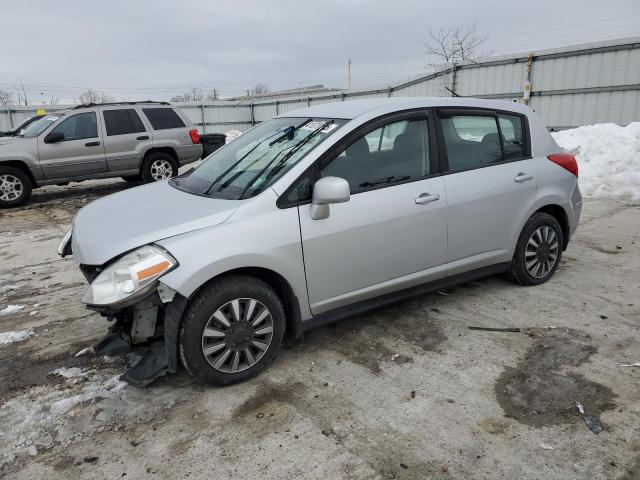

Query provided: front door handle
[514,172,534,183]
[415,193,440,204]
[136,135,149,140]
[85,141,101,147]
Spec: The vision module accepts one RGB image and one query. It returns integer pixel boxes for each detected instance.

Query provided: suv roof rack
[72,101,171,110]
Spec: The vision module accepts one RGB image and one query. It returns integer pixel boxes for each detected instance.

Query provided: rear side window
[142,108,185,130]
[440,115,502,172]
[51,112,98,141]
[498,114,526,160]
[103,109,146,136]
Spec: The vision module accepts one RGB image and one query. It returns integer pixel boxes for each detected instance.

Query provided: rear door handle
[415,193,440,204]
[85,141,101,147]
[136,135,149,140]
[514,172,534,183]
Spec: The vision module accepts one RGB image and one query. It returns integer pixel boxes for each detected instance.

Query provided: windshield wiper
[359,175,411,188]
[240,120,335,198]
[208,119,313,195]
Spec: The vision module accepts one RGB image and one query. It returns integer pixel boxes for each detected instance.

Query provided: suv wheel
[509,212,564,286]
[0,166,32,208]
[179,275,286,386]
[141,152,178,183]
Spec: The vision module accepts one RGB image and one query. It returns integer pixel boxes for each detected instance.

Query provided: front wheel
[509,212,564,286]
[179,275,286,386]
[140,152,178,183]
[0,166,32,208]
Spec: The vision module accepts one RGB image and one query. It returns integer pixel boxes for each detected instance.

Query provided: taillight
[189,129,200,144]
[547,153,578,177]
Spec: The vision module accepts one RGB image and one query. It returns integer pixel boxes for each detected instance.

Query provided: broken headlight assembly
[82,245,177,307]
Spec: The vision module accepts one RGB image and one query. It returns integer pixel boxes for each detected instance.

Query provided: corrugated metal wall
[2,36,638,132]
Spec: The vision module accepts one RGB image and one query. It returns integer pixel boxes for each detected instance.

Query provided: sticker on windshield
[300,121,338,133]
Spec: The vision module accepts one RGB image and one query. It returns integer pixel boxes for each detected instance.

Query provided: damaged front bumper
[81,265,188,387]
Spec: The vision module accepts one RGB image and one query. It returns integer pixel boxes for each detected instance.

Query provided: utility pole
[347,59,352,90]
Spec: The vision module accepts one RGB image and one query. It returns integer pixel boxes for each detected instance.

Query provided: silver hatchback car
[59,98,581,387]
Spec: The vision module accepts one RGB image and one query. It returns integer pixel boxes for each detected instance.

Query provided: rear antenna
[445,87,461,97]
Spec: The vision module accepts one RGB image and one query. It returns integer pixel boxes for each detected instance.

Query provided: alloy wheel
[150,159,174,181]
[525,226,559,278]
[201,298,274,373]
[0,174,23,202]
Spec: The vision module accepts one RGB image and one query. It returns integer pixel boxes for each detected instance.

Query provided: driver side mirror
[310,176,350,220]
[44,131,65,143]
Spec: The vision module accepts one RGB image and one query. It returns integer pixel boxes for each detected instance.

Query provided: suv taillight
[189,129,200,144]
[547,153,578,177]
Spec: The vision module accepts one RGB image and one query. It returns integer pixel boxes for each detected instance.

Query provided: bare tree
[171,87,204,102]
[14,80,29,105]
[250,83,270,96]
[205,88,219,101]
[0,89,13,105]
[424,23,487,67]
[78,89,115,104]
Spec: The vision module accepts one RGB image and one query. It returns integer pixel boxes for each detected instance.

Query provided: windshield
[20,114,64,138]
[170,117,346,200]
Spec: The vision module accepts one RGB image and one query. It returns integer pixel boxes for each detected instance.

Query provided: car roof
[279,97,532,120]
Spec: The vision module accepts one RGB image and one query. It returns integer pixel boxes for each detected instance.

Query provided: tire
[140,152,178,183]
[509,212,564,286]
[0,166,32,208]
[179,275,286,386]
[122,175,141,183]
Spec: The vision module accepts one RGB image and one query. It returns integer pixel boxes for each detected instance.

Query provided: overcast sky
[3,0,640,103]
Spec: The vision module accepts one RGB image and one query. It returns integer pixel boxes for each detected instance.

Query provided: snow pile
[225,129,243,143]
[50,367,86,379]
[0,304,24,316]
[552,122,640,202]
[0,328,34,345]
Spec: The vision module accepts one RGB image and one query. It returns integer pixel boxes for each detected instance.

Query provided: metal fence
[2,36,639,133]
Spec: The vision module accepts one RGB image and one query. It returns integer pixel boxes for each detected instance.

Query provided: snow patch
[75,346,94,357]
[225,129,242,143]
[50,367,86,379]
[552,122,640,202]
[0,328,34,345]
[0,304,24,316]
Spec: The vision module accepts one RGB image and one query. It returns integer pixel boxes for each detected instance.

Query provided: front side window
[440,114,502,171]
[104,109,146,136]
[170,117,346,200]
[20,114,64,138]
[50,112,98,141]
[321,117,429,194]
[142,108,185,130]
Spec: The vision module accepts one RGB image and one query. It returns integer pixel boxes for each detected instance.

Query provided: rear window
[103,109,146,136]
[142,108,185,130]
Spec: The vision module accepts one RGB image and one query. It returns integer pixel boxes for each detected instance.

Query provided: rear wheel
[509,212,563,286]
[179,275,286,386]
[140,152,178,183]
[0,166,32,208]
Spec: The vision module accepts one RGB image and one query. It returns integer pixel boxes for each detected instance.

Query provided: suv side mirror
[310,176,350,220]
[44,131,65,143]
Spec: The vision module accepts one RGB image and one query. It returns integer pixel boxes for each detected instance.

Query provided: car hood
[71,181,241,265]
[0,136,28,147]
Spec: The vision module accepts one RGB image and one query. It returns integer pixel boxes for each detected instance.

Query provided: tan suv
[0,101,203,207]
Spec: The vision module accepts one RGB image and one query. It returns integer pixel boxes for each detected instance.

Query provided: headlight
[82,245,177,307]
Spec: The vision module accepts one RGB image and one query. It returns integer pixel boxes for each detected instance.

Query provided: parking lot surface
[1,179,639,479]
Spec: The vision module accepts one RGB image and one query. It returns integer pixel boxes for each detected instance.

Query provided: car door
[37,111,107,179]
[435,108,537,275]
[296,112,447,315]
[101,107,151,172]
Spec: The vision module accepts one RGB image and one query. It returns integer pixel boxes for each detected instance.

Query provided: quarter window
[440,115,502,171]
[50,112,98,141]
[498,114,526,160]
[321,118,429,194]
[103,109,146,136]
[142,108,185,130]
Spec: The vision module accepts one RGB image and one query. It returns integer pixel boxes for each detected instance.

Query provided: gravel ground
[0,178,639,480]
